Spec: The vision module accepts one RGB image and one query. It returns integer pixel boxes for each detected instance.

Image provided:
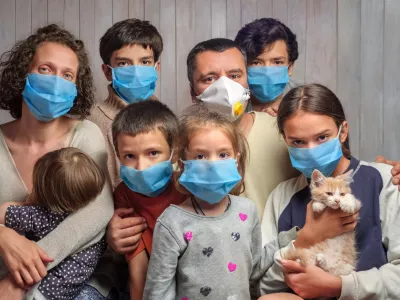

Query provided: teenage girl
[143,106,300,300]
[259,84,400,300]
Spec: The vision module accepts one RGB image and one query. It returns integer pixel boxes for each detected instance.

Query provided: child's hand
[106,208,147,254]
[281,259,342,299]
[376,156,400,191]
[294,201,359,248]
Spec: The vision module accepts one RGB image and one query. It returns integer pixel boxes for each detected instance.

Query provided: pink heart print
[184,231,193,241]
[228,262,237,272]
[239,213,247,221]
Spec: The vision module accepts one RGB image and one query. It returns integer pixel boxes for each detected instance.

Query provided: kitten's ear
[337,169,354,185]
[311,169,326,187]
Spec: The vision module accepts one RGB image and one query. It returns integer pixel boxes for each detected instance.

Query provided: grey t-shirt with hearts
[143,195,283,300]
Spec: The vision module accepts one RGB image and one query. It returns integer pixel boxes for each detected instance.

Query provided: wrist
[294,227,312,248]
[326,275,342,297]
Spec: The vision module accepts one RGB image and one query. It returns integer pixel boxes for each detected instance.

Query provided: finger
[114,208,135,218]
[28,266,42,284]
[119,245,141,255]
[281,259,306,273]
[12,271,25,289]
[341,213,358,226]
[118,218,147,231]
[342,222,357,232]
[118,234,142,248]
[385,160,397,167]
[37,247,54,263]
[34,258,48,278]
[20,269,34,286]
[375,156,386,163]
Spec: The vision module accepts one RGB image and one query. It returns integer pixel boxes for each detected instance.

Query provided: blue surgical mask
[120,152,173,197]
[110,64,158,103]
[179,159,242,204]
[248,66,289,102]
[22,73,77,122]
[288,126,343,178]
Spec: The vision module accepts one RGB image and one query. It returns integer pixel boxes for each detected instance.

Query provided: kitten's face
[311,177,352,209]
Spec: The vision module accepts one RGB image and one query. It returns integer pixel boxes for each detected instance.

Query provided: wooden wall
[0,0,399,161]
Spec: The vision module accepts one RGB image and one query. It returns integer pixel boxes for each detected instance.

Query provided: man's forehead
[195,49,246,73]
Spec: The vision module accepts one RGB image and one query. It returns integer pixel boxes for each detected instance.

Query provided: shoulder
[87,104,115,128]
[273,176,308,200]
[70,120,106,153]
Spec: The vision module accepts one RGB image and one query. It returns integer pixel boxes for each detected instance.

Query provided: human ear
[102,64,112,82]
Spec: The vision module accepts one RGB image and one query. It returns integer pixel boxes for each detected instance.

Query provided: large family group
[0,17,399,300]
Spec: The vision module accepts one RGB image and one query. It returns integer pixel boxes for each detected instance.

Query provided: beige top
[0,120,114,297]
[88,85,158,188]
[242,111,299,219]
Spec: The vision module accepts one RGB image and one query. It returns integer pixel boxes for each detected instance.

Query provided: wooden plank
[241,0,257,26]
[94,0,113,101]
[337,0,361,157]
[305,0,337,92]
[211,0,226,38]
[257,0,273,18]
[15,0,32,40]
[113,0,129,23]
[0,0,16,124]
[48,0,64,26]
[226,0,241,40]
[383,0,400,159]
[31,0,48,31]
[159,0,176,111]
[64,0,80,38]
[359,0,384,161]
[287,0,306,85]
[176,0,195,114]
[272,0,288,23]
[195,0,211,42]
[129,0,144,19]
[144,0,161,99]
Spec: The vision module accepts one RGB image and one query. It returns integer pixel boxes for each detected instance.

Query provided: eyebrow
[140,56,154,60]
[227,68,244,74]
[115,57,134,62]
[287,129,331,140]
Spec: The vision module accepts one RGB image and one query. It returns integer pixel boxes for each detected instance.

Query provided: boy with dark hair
[235,18,299,116]
[89,18,163,188]
[112,100,186,300]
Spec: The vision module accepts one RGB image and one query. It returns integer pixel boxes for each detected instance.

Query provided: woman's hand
[376,156,400,191]
[294,201,359,248]
[0,227,53,287]
[106,208,147,254]
[0,275,26,300]
[282,259,342,299]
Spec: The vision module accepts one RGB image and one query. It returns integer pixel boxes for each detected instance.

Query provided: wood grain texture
[273,0,287,23]
[195,0,211,42]
[113,0,129,23]
[257,0,273,19]
[211,0,226,38]
[48,0,64,26]
[16,0,32,40]
[360,0,384,161]
[31,0,47,31]
[337,0,361,157]
[242,0,257,26]
[129,0,144,19]
[226,0,241,40]
[64,0,80,38]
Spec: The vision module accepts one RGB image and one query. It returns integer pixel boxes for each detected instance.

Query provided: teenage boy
[235,18,298,116]
[89,18,163,188]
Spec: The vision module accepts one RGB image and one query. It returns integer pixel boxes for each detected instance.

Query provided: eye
[39,66,51,74]
[249,61,262,66]
[229,74,240,80]
[292,140,303,146]
[326,192,333,196]
[219,153,230,159]
[340,193,346,196]
[203,77,215,84]
[318,135,328,142]
[195,154,206,160]
[142,60,152,65]
[63,73,74,81]
[124,154,135,160]
[117,61,130,67]
[273,60,285,65]
[149,151,159,157]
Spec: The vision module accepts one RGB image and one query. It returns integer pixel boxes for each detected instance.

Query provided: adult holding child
[0,25,113,299]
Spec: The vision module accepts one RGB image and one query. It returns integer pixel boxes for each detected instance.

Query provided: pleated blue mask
[288,126,343,178]
[120,152,173,197]
[179,159,242,204]
[248,66,289,102]
[110,64,158,103]
[22,73,77,122]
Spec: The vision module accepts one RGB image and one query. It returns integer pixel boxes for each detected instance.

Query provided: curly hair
[0,24,94,119]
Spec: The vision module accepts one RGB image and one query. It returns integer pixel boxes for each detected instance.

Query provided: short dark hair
[112,100,178,155]
[277,84,350,158]
[99,18,163,65]
[235,18,298,64]
[186,38,247,86]
[0,24,94,119]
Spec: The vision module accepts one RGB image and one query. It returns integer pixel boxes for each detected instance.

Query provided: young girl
[0,147,107,300]
[143,106,300,300]
[259,84,400,299]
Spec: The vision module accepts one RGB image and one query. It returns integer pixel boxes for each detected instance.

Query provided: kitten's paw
[340,194,357,214]
[316,253,327,269]
[312,201,326,213]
